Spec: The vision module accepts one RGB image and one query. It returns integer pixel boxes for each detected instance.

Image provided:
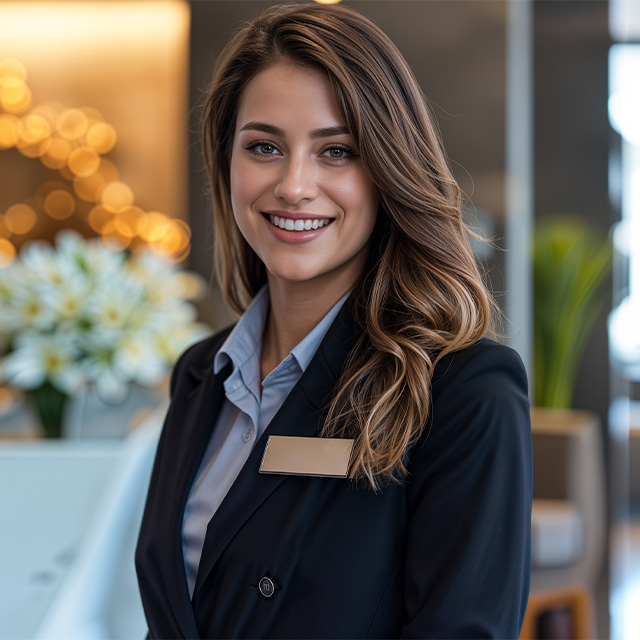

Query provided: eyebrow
[238,121,350,139]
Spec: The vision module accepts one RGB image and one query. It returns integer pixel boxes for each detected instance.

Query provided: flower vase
[63,384,164,439]
[29,383,68,439]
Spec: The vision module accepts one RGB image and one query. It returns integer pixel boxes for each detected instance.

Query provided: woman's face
[230,63,378,296]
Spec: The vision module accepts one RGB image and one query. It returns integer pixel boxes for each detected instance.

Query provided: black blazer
[136,305,532,639]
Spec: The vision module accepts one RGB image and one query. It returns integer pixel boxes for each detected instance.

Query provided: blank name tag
[259,435,355,478]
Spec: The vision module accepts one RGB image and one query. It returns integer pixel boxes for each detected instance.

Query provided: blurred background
[0,0,638,638]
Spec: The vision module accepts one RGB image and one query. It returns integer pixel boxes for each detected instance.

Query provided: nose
[274,154,318,204]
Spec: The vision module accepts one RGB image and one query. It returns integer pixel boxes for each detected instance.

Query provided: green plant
[533,217,612,409]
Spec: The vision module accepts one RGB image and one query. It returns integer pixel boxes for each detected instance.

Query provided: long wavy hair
[202,3,492,490]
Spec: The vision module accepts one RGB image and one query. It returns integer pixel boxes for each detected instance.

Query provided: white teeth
[268,215,332,231]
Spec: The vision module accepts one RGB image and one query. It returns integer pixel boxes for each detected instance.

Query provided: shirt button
[233,381,241,390]
[259,576,275,597]
[242,431,252,443]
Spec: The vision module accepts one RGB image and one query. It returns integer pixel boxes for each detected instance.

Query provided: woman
[136,4,532,639]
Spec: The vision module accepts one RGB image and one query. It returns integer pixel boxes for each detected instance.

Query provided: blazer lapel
[192,304,360,598]
[163,354,232,638]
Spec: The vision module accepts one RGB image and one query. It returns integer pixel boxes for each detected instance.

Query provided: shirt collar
[214,285,350,377]
[214,285,269,376]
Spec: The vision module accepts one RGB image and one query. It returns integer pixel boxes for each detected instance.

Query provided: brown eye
[245,141,280,156]
[257,143,276,154]
[322,145,356,160]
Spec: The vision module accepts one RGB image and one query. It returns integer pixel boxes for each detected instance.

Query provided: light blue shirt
[181,285,349,596]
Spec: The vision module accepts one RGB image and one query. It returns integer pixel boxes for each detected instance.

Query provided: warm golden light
[137,211,168,242]
[0,237,16,268]
[41,135,73,169]
[81,106,103,123]
[101,181,134,212]
[68,146,100,177]
[0,58,26,80]
[36,180,68,200]
[313,0,343,4]
[101,220,132,249]
[0,2,191,260]
[96,158,119,183]
[0,114,19,148]
[102,217,134,239]
[44,189,75,220]
[0,76,31,113]
[73,172,105,202]
[86,122,116,154]
[118,205,145,231]
[31,102,62,127]
[4,203,37,235]
[56,108,89,140]
[21,114,51,144]
[87,204,112,232]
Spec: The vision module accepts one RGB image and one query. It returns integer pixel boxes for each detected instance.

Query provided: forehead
[235,63,345,132]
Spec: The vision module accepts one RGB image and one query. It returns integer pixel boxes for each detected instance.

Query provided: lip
[263,210,334,221]
[262,212,334,245]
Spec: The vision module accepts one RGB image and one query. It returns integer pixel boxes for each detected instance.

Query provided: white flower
[4,286,57,331]
[86,276,143,333]
[45,273,90,323]
[2,232,212,409]
[80,332,128,402]
[57,230,123,281]
[113,331,165,387]
[3,331,84,394]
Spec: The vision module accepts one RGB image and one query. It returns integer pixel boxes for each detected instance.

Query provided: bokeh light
[0,58,27,81]
[86,122,116,154]
[0,238,16,268]
[41,135,73,169]
[0,114,20,148]
[0,56,192,261]
[56,108,89,140]
[87,204,112,232]
[74,172,106,202]
[101,181,134,213]
[0,76,32,114]
[4,203,37,235]
[96,157,119,183]
[44,189,76,220]
[68,145,100,177]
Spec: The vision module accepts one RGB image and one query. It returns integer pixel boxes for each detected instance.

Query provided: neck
[259,274,352,381]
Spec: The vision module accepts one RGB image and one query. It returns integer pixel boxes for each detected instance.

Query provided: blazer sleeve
[401,340,532,639]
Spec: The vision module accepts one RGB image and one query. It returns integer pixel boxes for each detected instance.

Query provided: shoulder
[410,337,531,468]
[169,324,234,397]
[431,337,528,402]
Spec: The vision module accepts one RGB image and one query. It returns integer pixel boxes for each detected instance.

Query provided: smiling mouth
[266,214,334,231]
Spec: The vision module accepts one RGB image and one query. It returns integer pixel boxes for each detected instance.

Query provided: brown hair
[203,3,492,489]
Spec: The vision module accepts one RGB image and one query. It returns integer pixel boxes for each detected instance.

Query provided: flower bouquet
[0,231,210,437]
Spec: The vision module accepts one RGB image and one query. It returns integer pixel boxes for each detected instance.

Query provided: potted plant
[532,216,612,409]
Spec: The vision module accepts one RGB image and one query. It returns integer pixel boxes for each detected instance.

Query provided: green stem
[30,383,68,439]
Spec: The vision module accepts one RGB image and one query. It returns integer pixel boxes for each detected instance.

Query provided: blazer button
[259,576,275,597]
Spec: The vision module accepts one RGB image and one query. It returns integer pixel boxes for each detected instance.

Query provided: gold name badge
[259,435,355,478]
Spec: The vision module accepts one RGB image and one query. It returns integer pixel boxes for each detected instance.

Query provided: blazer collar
[191,302,361,599]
